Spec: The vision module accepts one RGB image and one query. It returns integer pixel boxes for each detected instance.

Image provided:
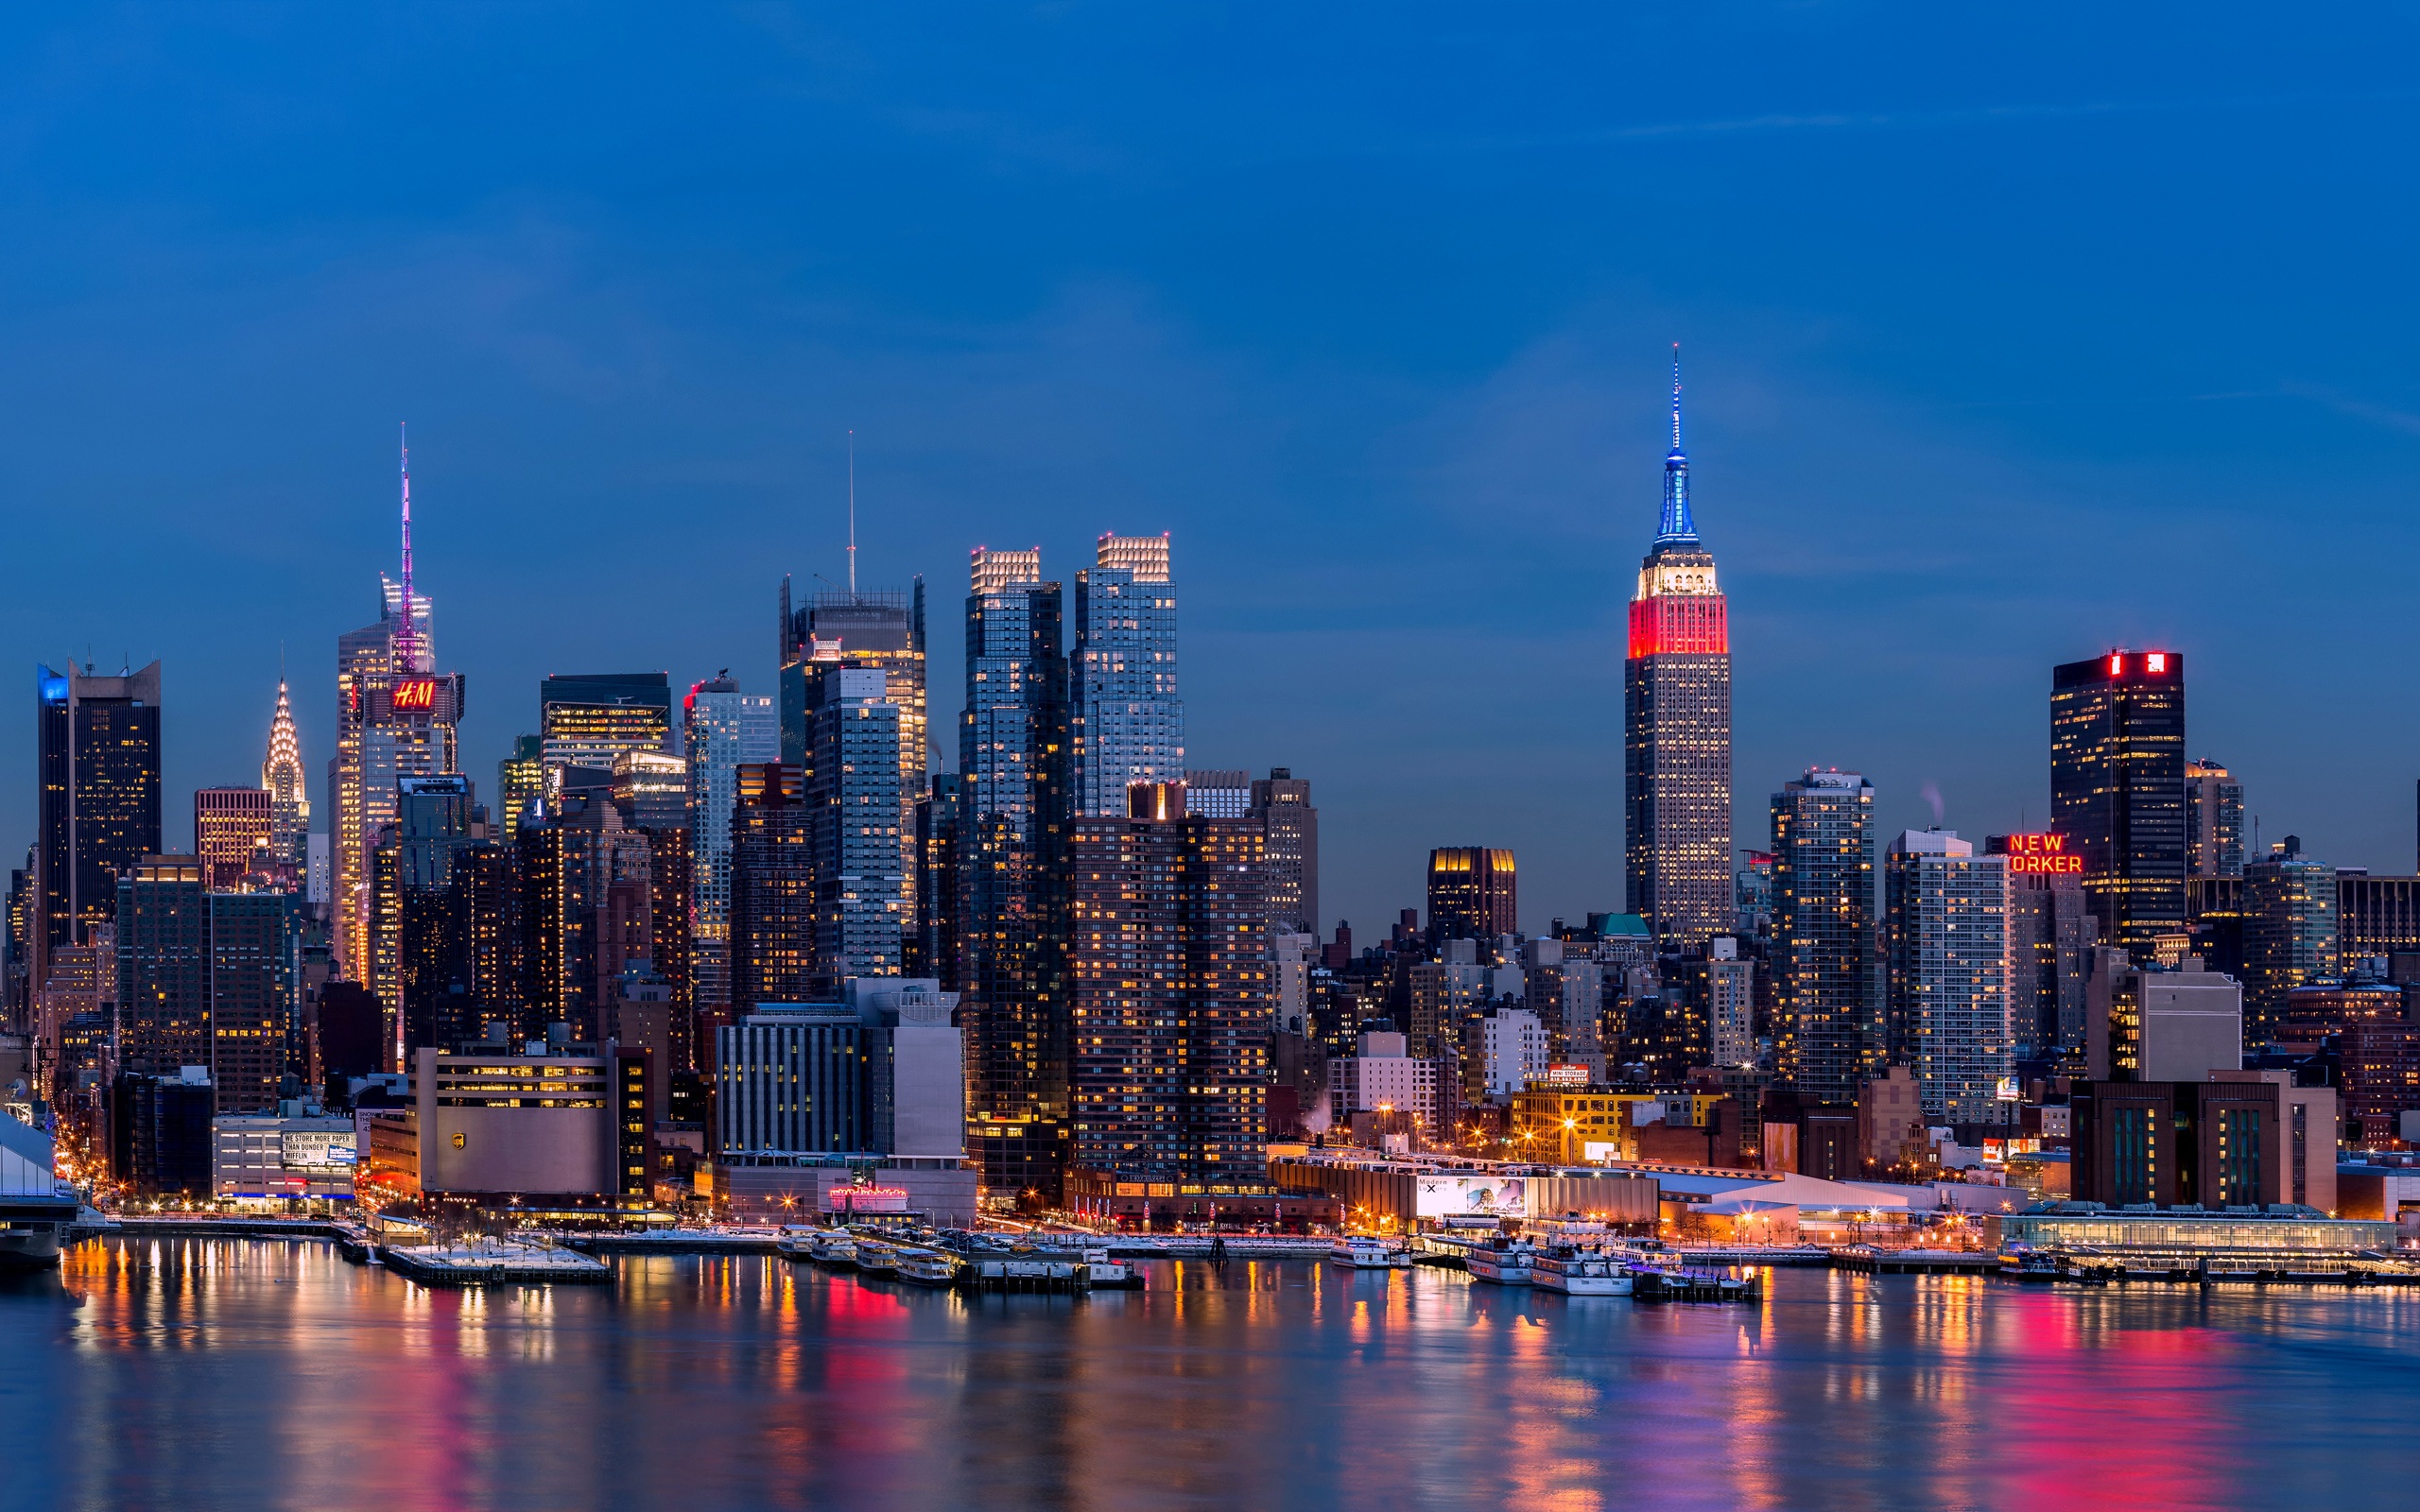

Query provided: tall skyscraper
[35,661,164,984]
[810,666,907,986]
[1075,534,1183,816]
[116,855,207,1079]
[910,774,963,988]
[1624,351,1734,946]
[683,678,777,1022]
[2242,836,2338,1041]
[2050,649,2187,961]
[540,673,672,770]
[1426,848,1517,939]
[728,762,817,1011]
[194,787,274,890]
[2186,757,2244,880]
[958,548,1073,1199]
[261,679,310,868]
[1884,830,2013,1124]
[1067,782,1269,1183]
[1250,767,1320,936]
[331,438,458,984]
[208,889,302,1114]
[1772,768,1878,1107]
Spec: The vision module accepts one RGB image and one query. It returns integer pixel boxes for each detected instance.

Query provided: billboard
[282,1131,358,1173]
[825,1184,909,1214]
[1991,833,2083,876]
[1413,1175,1529,1219]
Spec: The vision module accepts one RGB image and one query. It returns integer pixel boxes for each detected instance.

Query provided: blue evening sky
[4,6,2417,934]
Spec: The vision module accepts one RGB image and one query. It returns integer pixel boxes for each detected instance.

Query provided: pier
[378,1240,612,1287]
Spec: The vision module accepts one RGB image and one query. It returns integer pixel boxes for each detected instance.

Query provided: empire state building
[1623,348,1734,944]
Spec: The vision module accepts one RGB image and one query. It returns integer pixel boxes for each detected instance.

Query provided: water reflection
[4,1241,2416,1508]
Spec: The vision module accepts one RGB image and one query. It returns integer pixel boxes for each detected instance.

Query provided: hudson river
[4,1237,2415,1510]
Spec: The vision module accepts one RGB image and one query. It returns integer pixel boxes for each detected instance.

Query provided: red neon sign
[1999,833,2083,875]
[391,679,438,711]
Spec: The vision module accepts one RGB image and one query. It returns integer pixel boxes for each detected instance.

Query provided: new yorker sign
[1987,833,2083,876]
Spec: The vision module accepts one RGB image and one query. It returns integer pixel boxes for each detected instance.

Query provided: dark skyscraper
[1624,352,1734,946]
[115,854,207,1080]
[1772,768,1878,1107]
[1426,848,1516,939]
[2186,757,2244,880]
[957,549,1073,1201]
[728,762,816,1010]
[2051,650,2187,961]
[1250,768,1320,937]
[36,662,164,981]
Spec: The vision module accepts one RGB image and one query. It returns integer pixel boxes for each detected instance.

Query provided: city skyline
[9,10,2420,938]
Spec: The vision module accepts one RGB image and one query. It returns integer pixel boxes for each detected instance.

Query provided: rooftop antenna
[847,428,857,595]
[396,422,420,672]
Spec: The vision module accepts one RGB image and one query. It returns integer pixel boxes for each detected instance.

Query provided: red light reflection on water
[1991,1292,2240,1508]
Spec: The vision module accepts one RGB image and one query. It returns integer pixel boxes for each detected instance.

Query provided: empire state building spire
[1657,344,1697,544]
[1624,345,1733,947]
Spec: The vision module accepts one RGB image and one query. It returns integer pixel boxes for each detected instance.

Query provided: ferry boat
[851,1232,904,1275]
[1466,1235,1535,1286]
[1531,1243,1633,1296]
[893,1246,960,1287]
[1327,1236,1410,1270]
[807,1230,860,1269]
[0,1114,76,1272]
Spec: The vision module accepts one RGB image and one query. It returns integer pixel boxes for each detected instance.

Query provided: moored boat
[893,1246,960,1286]
[1467,1235,1535,1286]
[1327,1236,1410,1270]
[0,1114,75,1272]
[1532,1243,1633,1296]
[851,1232,904,1274]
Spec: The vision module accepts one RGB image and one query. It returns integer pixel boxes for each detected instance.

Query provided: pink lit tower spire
[394,422,424,673]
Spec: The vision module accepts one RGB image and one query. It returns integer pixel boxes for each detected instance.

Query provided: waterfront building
[1994,1202,2393,1262]
[1250,767,1320,936]
[1066,782,1268,1185]
[682,677,777,1021]
[1427,848,1516,940]
[1858,1065,1932,1177]
[728,763,817,1011]
[2210,1068,2337,1211]
[957,549,1073,1201]
[2050,649,2187,961]
[261,680,310,868]
[2242,837,2339,1040]
[1883,830,2012,1125]
[1772,769,1878,1106]
[389,1032,649,1211]
[1074,535,1183,816]
[715,1003,871,1155]
[845,976,967,1160]
[2085,955,2244,1082]
[2187,758,2244,879]
[2070,1075,2284,1208]
[34,661,163,985]
[213,1108,356,1202]
[108,1066,215,1195]
[810,667,907,987]
[194,787,274,891]
[1624,352,1734,946]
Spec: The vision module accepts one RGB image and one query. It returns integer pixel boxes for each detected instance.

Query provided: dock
[564,1228,792,1257]
[1830,1247,2000,1275]
[1632,1268,1764,1302]
[379,1241,612,1286]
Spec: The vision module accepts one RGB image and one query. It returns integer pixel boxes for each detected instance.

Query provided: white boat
[1466,1236,1535,1286]
[1080,1246,1141,1288]
[1531,1243,1633,1296]
[1327,1236,1410,1269]
[851,1232,903,1274]
[893,1246,959,1286]
[804,1231,858,1268]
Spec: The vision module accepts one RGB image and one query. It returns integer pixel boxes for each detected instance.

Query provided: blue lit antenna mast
[1656,344,1697,544]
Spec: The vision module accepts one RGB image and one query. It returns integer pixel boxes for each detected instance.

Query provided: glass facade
[1772,769,1877,1106]
[2049,651,2186,961]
